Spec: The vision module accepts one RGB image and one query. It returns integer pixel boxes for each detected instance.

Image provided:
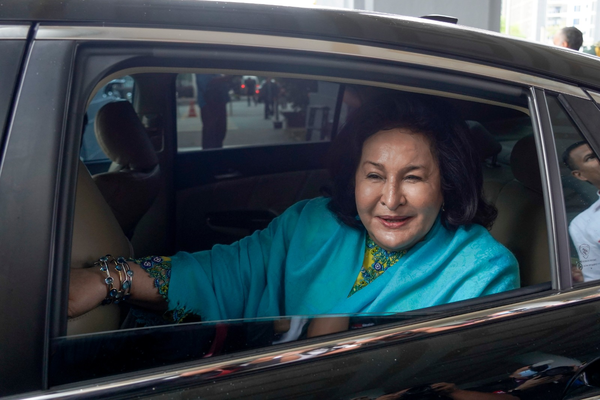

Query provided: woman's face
[354,128,444,252]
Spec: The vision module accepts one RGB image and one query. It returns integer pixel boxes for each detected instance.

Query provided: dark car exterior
[2,1,600,399]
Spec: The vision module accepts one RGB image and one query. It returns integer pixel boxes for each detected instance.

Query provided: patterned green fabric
[132,255,191,323]
[348,236,407,297]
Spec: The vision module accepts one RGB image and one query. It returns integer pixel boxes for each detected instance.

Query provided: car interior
[546,96,600,268]
[59,54,586,383]
[68,65,551,331]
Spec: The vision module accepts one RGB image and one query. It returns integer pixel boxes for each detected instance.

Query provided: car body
[2,1,600,399]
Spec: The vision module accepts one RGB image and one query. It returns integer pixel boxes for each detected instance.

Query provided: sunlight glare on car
[202,0,316,6]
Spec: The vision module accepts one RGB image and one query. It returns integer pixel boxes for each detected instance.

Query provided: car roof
[3,0,600,90]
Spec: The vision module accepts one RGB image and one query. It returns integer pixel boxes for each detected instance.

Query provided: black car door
[6,15,600,400]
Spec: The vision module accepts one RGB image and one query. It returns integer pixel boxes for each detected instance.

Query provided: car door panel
[175,143,331,252]
[175,143,330,190]
[133,300,600,399]
[0,39,76,396]
[6,4,600,398]
[40,292,600,399]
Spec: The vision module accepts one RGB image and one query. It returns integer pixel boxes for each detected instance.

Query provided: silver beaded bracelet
[95,255,134,305]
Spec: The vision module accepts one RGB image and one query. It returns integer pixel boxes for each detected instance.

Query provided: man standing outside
[262,78,280,120]
[553,26,584,50]
[564,141,600,281]
[244,76,257,106]
[195,74,231,149]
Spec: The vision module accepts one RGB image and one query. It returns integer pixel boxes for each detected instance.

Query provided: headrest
[510,135,543,193]
[466,120,502,161]
[72,159,133,267]
[95,101,158,170]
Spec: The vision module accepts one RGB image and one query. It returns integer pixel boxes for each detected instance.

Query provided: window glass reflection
[547,96,600,283]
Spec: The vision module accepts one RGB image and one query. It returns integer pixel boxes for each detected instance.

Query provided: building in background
[502,0,600,47]
[501,0,545,40]
[313,0,600,48]
[316,0,502,31]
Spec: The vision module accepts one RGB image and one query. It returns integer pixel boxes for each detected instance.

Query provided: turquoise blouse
[158,197,519,322]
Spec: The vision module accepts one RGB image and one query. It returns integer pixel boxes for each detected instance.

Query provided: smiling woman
[69,92,519,336]
[354,129,444,252]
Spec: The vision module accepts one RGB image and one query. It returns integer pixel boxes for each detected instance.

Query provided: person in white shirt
[564,141,600,281]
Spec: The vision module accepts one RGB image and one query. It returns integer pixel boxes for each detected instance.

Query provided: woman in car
[69,93,519,326]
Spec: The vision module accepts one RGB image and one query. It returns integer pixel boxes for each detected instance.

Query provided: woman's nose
[381,181,405,210]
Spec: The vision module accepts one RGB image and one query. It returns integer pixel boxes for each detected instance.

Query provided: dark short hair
[562,140,588,170]
[326,92,497,230]
[560,27,583,50]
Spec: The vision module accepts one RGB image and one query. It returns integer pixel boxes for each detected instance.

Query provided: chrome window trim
[22,24,591,400]
[530,89,573,289]
[0,25,29,39]
[586,89,600,105]
[23,285,600,399]
[96,67,530,114]
[36,25,588,99]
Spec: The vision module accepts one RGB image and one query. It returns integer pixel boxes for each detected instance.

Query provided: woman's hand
[68,261,168,318]
[68,267,109,318]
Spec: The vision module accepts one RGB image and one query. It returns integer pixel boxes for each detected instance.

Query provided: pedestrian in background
[262,78,280,120]
[244,76,257,106]
[196,74,232,149]
[553,26,583,51]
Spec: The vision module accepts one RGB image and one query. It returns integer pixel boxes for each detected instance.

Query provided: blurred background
[230,0,600,53]
[84,0,600,157]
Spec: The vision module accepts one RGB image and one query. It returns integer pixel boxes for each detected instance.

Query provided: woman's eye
[367,173,382,180]
[405,175,422,181]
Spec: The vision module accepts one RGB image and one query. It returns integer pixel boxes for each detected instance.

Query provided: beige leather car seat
[93,101,161,238]
[490,135,551,286]
[466,121,514,205]
[68,160,133,335]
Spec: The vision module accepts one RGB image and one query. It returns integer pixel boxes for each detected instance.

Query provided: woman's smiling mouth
[376,215,413,229]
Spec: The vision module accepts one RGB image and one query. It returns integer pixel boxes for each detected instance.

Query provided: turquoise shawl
[168,197,519,321]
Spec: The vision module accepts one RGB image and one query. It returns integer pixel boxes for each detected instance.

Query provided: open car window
[59,44,555,387]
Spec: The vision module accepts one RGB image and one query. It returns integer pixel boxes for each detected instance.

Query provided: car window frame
[557,91,600,159]
[529,89,574,289]
[0,36,79,397]
[34,25,598,398]
[546,91,600,289]
[0,25,30,148]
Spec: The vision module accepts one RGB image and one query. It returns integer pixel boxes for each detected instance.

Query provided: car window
[547,95,600,285]
[472,111,551,286]
[176,73,345,151]
[80,76,135,165]
[59,60,550,387]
